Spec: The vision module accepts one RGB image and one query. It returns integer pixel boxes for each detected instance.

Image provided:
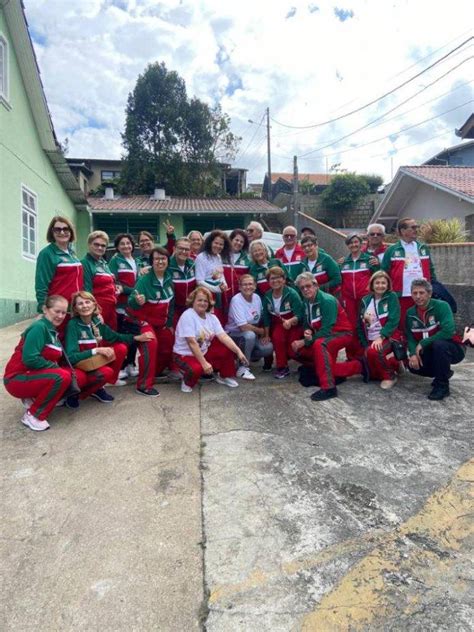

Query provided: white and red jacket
[382,240,436,296]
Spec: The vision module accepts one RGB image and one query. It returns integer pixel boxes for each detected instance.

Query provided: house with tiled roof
[263,172,332,200]
[423,140,474,167]
[455,113,474,140]
[371,166,474,232]
[87,188,283,240]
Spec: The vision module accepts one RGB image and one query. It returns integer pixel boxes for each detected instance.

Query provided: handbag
[390,338,407,361]
[59,343,81,397]
[75,351,115,372]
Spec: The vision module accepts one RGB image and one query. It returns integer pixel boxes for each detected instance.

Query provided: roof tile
[402,166,474,198]
[88,196,282,213]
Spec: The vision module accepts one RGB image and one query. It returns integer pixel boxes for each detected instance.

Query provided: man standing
[246,221,265,243]
[406,279,464,400]
[382,217,437,327]
[362,223,387,263]
[275,225,305,283]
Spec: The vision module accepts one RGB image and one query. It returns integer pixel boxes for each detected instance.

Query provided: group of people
[3,214,467,432]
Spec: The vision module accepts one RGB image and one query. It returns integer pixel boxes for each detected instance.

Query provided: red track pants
[341,296,363,358]
[295,333,361,389]
[136,325,173,390]
[398,297,414,339]
[75,342,128,398]
[366,340,399,381]
[172,338,236,388]
[4,368,72,420]
[271,318,303,369]
[98,301,118,331]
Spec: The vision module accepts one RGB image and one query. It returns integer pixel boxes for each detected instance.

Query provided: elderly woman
[225,274,274,379]
[3,295,73,431]
[301,235,341,295]
[172,287,248,393]
[187,230,204,259]
[128,247,175,397]
[137,224,176,271]
[262,266,304,379]
[222,229,251,300]
[35,216,83,336]
[168,237,197,326]
[248,239,284,297]
[82,230,120,330]
[357,271,401,389]
[194,230,230,324]
[65,291,154,408]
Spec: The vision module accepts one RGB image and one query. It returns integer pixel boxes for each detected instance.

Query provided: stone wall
[430,243,474,285]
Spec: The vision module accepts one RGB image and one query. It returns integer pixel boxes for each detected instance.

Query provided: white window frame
[0,33,10,109]
[21,185,38,261]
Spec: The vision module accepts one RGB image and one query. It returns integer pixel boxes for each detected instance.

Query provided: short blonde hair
[87,230,109,245]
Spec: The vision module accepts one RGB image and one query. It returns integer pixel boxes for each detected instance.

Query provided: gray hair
[367,223,385,235]
[247,221,264,236]
[296,271,317,287]
[248,239,271,261]
[411,278,432,293]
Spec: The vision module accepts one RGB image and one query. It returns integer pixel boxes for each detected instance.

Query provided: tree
[360,173,383,193]
[121,62,240,196]
[320,173,370,227]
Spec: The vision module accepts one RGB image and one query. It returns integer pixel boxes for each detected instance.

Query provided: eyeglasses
[153,257,168,263]
[53,227,71,234]
[402,224,419,230]
[247,229,255,233]
[299,284,314,290]
[176,246,191,252]
[368,233,383,237]
[139,240,152,245]
[92,242,107,248]
[283,234,296,239]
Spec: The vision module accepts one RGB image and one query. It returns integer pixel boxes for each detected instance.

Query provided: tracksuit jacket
[303,290,353,346]
[405,298,462,357]
[81,253,116,307]
[275,244,306,282]
[168,255,196,310]
[382,241,437,296]
[249,258,285,296]
[262,286,304,327]
[357,291,400,348]
[3,317,63,379]
[109,253,139,310]
[135,233,177,268]
[128,270,174,328]
[340,252,379,301]
[65,316,134,365]
[223,252,251,297]
[362,243,388,263]
[302,250,341,293]
[35,243,83,311]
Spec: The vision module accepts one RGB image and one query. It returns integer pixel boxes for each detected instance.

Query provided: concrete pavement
[1,319,473,631]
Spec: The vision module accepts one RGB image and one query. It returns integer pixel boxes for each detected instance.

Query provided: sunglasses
[283,234,296,239]
[92,243,107,248]
[368,233,383,237]
[53,227,71,234]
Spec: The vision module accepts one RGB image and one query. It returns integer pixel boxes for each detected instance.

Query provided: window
[21,186,37,260]
[101,170,121,181]
[0,34,9,106]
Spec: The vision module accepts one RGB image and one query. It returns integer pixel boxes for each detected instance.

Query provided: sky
[24,0,473,186]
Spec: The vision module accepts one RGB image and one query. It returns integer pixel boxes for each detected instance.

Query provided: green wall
[0,10,86,327]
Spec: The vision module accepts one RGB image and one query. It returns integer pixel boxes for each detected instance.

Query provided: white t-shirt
[283,247,295,260]
[125,256,137,274]
[230,252,240,264]
[272,296,282,315]
[306,258,317,272]
[364,298,383,341]
[173,308,224,356]
[195,252,224,293]
[401,241,423,297]
[226,293,263,334]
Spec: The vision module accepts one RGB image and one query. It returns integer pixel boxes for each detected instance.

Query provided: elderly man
[291,272,366,401]
[382,217,437,327]
[406,279,464,400]
[246,221,265,243]
[275,225,305,283]
[362,223,387,263]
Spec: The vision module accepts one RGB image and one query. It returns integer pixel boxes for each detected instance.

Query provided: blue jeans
[230,330,273,363]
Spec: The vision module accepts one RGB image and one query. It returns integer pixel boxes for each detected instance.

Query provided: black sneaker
[428,385,450,401]
[262,357,273,372]
[311,387,338,401]
[358,356,370,383]
[65,396,80,410]
[91,388,114,403]
[136,387,160,398]
[335,377,347,385]
[431,371,453,386]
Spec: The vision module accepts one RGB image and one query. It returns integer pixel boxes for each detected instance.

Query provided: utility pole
[266,107,272,201]
[293,155,299,229]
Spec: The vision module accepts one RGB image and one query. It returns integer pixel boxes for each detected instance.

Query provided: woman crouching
[65,291,154,408]
[172,287,248,393]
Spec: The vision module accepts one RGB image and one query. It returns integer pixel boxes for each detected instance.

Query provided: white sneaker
[126,364,139,378]
[118,369,128,380]
[109,379,128,387]
[236,366,255,380]
[22,398,34,409]
[181,380,193,393]
[380,377,397,390]
[21,411,50,432]
[216,376,239,388]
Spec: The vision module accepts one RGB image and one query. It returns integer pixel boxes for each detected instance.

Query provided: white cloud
[23,0,474,184]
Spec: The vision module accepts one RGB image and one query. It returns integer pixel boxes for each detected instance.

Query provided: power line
[298,58,473,158]
[234,111,265,162]
[365,129,454,161]
[270,36,473,130]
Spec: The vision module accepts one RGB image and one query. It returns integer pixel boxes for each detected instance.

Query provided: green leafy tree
[360,173,383,193]
[320,173,370,227]
[121,62,240,196]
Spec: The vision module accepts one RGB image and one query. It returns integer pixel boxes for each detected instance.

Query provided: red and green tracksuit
[109,253,139,313]
[82,253,118,329]
[275,244,306,283]
[357,291,401,381]
[223,252,251,300]
[382,240,437,326]
[292,290,361,389]
[136,234,176,265]
[362,242,388,263]
[65,316,131,398]
[302,250,341,295]
[168,255,197,325]
[3,317,72,420]
[262,286,303,369]
[249,258,285,296]
[128,270,175,388]
[405,299,462,356]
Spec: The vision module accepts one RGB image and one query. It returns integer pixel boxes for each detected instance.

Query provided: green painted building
[0,1,88,327]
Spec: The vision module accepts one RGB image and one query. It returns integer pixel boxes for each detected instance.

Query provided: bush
[418,219,466,244]
[360,173,383,193]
